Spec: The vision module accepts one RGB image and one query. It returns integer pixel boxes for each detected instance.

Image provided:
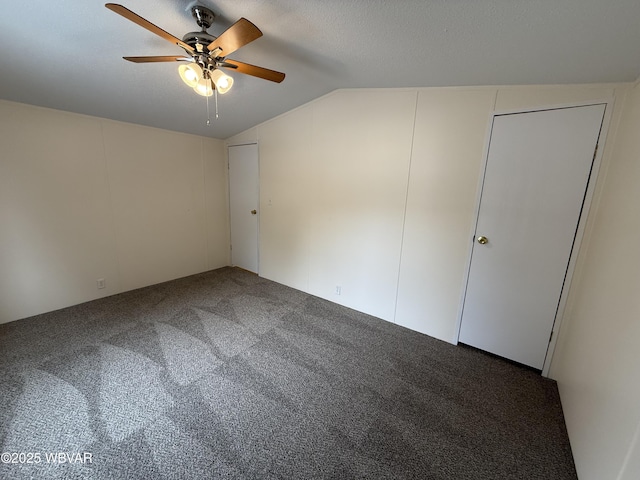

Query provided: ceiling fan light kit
[178,62,232,96]
[105,3,284,121]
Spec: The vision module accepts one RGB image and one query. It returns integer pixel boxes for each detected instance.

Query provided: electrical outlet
[97,278,106,289]
[335,285,341,295]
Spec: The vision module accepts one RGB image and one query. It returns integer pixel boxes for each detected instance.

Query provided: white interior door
[229,144,259,273]
[459,104,605,369]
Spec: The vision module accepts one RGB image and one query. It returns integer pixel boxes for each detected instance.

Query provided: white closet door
[459,104,605,369]
[229,144,259,273]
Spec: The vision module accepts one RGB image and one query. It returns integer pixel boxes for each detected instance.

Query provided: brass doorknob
[251,210,257,215]
[477,236,488,245]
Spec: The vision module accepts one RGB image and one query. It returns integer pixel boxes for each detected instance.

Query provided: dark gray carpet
[0,267,577,479]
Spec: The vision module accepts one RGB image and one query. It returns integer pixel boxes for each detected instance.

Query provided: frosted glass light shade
[178,63,203,88]
[210,69,234,94]
[194,76,214,97]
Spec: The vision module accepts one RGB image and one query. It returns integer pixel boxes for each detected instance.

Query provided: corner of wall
[548,84,632,379]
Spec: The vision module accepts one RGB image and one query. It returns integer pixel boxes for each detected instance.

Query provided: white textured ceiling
[1,0,639,139]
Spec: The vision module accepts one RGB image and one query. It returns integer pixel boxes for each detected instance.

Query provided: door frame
[227,142,260,274]
[453,99,615,376]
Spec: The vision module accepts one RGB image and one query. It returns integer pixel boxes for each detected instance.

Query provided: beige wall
[549,82,640,480]
[396,88,496,340]
[230,89,417,321]
[227,84,623,342]
[0,100,229,324]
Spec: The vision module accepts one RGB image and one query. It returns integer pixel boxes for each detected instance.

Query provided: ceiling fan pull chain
[215,88,219,119]
[206,94,211,126]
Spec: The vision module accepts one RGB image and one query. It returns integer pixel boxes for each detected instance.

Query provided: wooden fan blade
[208,18,262,56]
[223,59,285,83]
[124,56,192,63]
[105,3,194,53]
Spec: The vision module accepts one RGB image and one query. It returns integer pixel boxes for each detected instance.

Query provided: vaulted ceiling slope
[1,0,639,139]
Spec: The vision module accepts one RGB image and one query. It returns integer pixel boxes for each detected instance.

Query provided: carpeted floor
[0,267,577,479]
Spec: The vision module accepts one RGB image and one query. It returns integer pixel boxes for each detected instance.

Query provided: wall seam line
[98,121,123,295]
[392,90,420,324]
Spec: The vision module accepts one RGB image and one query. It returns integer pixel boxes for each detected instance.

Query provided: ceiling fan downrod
[190,5,215,31]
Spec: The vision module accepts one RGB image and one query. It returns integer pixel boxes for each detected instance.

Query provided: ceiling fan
[105,3,285,99]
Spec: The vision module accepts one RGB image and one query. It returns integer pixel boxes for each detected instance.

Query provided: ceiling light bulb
[194,76,214,97]
[178,63,203,88]
[210,69,234,94]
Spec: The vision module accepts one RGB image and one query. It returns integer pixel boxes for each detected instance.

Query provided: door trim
[452,99,615,377]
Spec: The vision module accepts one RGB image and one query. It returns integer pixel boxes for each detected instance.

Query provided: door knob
[251,209,257,215]
[477,236,488,245]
